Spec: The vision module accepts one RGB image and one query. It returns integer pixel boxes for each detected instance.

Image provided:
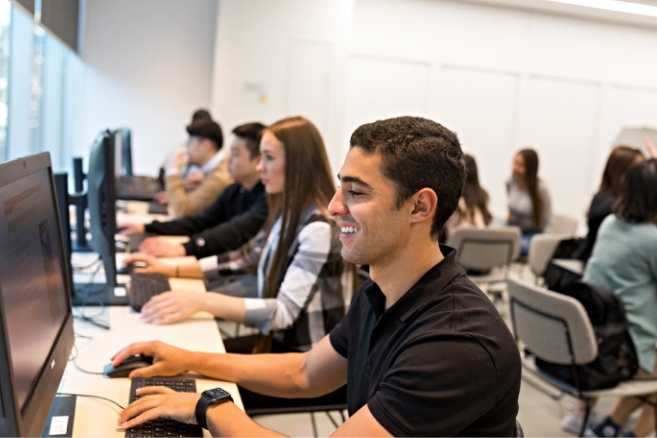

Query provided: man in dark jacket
[119,123,267,259]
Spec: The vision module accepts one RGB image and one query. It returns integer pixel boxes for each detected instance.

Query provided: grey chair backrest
[528,233,571,277]
[445,227,521,271]
[546,213,578,236]
[507,278,597,365]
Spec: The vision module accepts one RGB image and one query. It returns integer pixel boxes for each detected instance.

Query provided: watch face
[207,388,229,399]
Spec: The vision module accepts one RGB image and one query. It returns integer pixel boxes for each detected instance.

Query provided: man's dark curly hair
[350,116,465,240]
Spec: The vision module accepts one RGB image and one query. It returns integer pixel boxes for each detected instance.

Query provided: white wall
[211,0,354,174]
[76,0,218,176]
[212,0,657,226]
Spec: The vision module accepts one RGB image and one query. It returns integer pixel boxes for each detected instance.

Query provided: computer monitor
[83,130,128,306]
[0,152,75,436]
[114,128,133,177]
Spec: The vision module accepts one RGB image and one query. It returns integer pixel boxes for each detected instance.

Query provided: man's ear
[409,188,438,225]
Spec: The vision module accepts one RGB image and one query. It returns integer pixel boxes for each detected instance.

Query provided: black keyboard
[117,176,162,201]
[125,377,203,437]
[148,202,169,215]
[129,273,171,312]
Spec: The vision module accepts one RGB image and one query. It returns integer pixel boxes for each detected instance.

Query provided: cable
[56,392,124,410]
[73,261,111,330]
[72,256,101,271]
[69,344,104,376]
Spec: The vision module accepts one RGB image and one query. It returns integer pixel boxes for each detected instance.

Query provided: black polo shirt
[329,245,521,437]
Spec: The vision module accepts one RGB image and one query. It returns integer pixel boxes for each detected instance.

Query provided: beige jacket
[166,158,232,217]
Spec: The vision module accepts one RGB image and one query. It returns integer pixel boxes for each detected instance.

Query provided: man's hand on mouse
[111,341,191,379]
[138,237,186,257]
[140,291,204,325]
[122,254,175,276]
[117,222,145,236]
[118,386,200,430]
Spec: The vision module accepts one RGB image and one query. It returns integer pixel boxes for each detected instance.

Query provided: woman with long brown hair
[124,116,351,355]
[443,153,492,238]
[506,148,552,256]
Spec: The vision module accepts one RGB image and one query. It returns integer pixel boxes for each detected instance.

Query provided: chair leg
[339,410,346,422]
[580,400,592,437]
[326,411,339,428]
[310,411,318,437]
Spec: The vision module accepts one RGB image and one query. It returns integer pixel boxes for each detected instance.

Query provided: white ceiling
[459,0,657,28]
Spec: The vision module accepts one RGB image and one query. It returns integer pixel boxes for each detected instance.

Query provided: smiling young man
[113,116,521,437]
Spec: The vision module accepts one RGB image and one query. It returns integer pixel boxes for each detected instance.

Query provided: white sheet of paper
[49,416,68,435]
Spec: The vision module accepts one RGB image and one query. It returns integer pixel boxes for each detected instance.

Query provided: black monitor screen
[0,167,68,412]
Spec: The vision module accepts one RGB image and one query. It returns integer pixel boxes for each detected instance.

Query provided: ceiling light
[546,0,657,17]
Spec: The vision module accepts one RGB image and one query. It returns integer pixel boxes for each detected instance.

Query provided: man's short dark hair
[191,108,212,122]
[232,122,266,159]
[186,119,223,151]
[350,116,465,240]
[614,158,657,224]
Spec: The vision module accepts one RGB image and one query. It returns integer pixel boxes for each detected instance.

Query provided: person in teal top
[586,158,657,438]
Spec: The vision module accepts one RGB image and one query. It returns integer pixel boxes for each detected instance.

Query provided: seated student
[123,116,351,352]
[443,153,492,238]
[153,108,215,205]
[113,116,521,437]
[571,146,644,264]
[119,123,268,259]
[165,119,233,217]
[583,159,657,438]
[507,148,552,257]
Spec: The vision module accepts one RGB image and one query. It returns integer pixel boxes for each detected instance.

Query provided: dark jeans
[224,335,348,415]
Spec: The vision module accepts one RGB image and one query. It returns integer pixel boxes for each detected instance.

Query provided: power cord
[71,256,101,272]
[68,344,104,375]
[73,262,110,330]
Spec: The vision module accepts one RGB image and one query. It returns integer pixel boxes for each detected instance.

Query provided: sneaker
[586,416,621,437]
[562,411,597,435]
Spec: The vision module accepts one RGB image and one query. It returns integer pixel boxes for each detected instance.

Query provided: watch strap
[195,388,233,430]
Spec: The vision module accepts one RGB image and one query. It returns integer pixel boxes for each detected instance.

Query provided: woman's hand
[123,254,175,276]
[140,291,205,325]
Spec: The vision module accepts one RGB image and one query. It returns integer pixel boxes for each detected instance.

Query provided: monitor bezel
[0,152,75,437]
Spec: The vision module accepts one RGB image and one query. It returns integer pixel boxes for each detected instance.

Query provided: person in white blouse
[123,116,352,354]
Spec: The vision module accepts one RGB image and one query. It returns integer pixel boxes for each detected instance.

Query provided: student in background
[572,146,644,264]
[507,148,552,257]
[123,116,351,354]
[165,119,233,217]
[584,159,657,437]
[153,108,215,204]
[118,123,268,259]
[443,153,492,238]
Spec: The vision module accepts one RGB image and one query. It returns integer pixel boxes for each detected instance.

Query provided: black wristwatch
[195,388,234,430]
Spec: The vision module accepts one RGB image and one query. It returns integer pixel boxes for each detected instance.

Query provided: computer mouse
[117,261,147,275]
[103,355,154,378]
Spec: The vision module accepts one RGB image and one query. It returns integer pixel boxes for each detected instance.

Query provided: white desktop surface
[63,251,242,436]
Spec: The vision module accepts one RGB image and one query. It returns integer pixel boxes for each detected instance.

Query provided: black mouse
[103,355,154,378]
[117,261,147,275]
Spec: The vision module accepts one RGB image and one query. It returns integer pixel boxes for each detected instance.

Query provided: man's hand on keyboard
[139,237,186,257]
[123,254,175,276]
[118,386,200,429]
[111,341,190,378]
[140,291,203,325]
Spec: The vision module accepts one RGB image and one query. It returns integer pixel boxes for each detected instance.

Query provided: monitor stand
[41,395,76,437]
[71,283,129,306]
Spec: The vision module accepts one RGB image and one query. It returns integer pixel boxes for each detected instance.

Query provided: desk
[62,255,242,436]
